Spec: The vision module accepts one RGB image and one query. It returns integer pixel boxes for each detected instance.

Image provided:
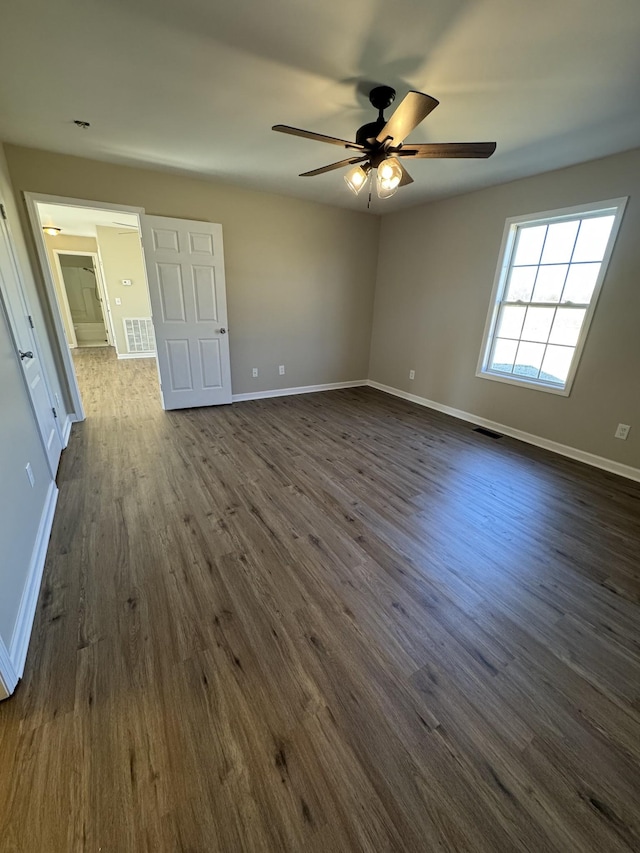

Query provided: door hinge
[0,203,6,220]
[52,406,58,419]
[28,314,34,329]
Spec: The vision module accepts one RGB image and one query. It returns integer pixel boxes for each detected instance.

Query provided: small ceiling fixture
[73,119,91,129]
[273,85,496,201]
[43,226,61,236]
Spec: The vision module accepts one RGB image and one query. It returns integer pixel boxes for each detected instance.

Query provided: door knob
[219,328,227,334]
[19,350,34,360]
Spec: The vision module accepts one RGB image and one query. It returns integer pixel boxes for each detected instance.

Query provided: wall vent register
[124,317,155,353]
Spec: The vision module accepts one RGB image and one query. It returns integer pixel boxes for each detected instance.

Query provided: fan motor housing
[355,118,386,147]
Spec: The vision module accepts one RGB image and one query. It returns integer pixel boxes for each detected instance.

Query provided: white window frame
[477,197,628,396]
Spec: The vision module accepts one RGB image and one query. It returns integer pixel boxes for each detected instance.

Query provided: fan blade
[299,157,368,177]
[376,91,439,145]
[273,125,364,150]
[398,142,497,159]
[394,159,414,187]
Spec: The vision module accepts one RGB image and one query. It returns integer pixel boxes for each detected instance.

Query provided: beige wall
[44,233,99,345]
[369,148,640,467]
[4,145,380,395]
[95,225,151,355]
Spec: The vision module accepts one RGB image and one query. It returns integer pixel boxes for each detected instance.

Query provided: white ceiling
[37,204,138,237]
[2,0,639,213]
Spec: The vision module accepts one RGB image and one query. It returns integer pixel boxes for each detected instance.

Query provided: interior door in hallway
[0,214,63,474]
[140,216,231,410]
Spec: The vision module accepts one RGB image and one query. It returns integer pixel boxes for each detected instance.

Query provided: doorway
[26,193,232,415]
[30,198,160,415]
[54,253,110,348]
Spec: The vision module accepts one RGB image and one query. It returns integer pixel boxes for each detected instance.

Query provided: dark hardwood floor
[1,347,640,851]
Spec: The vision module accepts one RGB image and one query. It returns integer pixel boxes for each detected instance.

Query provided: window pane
[562,263,600,304]
[548,308,586,346]
[513,341,545,378]
[513,225,546,266]
[521,306,555,342]
[490,338,518,373]
[572,216,615,262]
[531,264,568,303]
[497,305,526,339]
[505,266,537,302]
[540,220,580,264]
[540,345,574,384]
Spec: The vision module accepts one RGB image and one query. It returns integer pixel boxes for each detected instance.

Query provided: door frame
[52,249,115,348]
[24,192,148,420]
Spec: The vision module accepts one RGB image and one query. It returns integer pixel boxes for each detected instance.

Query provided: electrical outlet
[252,367,258,378]
[409,369,415,380]
[25,463,35,487]
[615,423,631,440]
[279,365,285,375]
[122,279,132,286]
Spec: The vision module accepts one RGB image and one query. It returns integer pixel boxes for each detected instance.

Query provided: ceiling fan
[273,85,496,200]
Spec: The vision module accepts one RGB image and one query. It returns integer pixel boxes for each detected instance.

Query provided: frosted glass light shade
[376,159,402,198]
[344,164,370,195]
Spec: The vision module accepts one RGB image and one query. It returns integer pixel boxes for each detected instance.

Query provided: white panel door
[140,216,232,410]
[0,215,63,474]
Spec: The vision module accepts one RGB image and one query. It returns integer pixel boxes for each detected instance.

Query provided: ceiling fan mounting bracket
[368,85,396,113]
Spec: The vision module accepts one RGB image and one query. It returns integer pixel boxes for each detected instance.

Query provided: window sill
[476,369,572,396]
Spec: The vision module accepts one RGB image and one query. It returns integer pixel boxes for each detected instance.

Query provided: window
[477,198,627,395]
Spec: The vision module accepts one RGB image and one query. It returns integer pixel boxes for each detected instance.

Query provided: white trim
[117,352,156,360]
[476,197,628,396]
[232,380,367,402]
[0,635,19,699]
[62,415,73,447]
[9,481,59,677]
[367,380,640,484]
[23,192,144,216]
[50,249,79,347]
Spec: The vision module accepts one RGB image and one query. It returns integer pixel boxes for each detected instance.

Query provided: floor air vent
[473,426,503,439]
[124,317,155,353]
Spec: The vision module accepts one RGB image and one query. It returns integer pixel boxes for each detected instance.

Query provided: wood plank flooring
[1,346,640,851]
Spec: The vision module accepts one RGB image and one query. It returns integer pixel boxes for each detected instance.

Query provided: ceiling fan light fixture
[376,159,402,198]
[344,163,370,195]
[43,226,62,236]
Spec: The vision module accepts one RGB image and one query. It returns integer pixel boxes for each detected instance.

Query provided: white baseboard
[8,480,59,679]
[117,352,156,360]
[368,380,640,484]
[0,635,18,699]
[62,415,73,447]
[232,379,367,403]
